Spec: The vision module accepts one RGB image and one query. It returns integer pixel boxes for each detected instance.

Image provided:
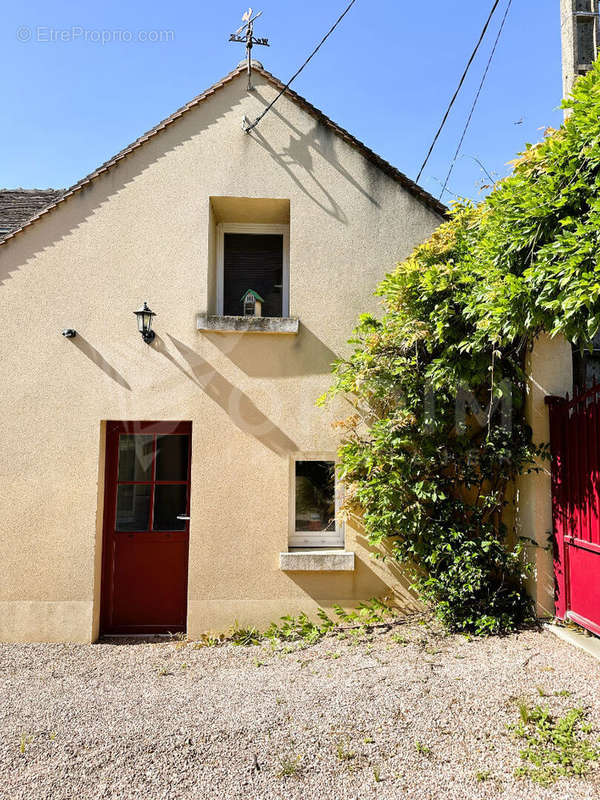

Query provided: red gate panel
[547,385,600,635]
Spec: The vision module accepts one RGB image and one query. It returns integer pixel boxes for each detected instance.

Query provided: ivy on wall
[320,63,600,634]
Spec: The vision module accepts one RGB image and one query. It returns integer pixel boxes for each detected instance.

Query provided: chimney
[560,0,600,110]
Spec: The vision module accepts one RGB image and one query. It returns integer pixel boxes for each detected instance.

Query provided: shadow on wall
[69,335,132,390]
[354,525,422,613]
[154,334,297,456]
[283,554,420,616]
[201,322,338,378]
[0,71,385,287]
[248,88,382,223]
[283,515,421,616]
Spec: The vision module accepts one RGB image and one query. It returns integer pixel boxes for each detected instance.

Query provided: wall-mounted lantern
[134,301,156,344]
[241,289,264,317]
[62,329,77,338]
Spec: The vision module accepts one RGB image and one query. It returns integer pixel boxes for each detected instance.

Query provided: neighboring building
[0,189,64,240]
[560,0,599,101]
[0,62,445,642]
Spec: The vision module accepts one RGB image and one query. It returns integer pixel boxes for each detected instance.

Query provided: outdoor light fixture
[134,301,156,344]
[61,329,77,338]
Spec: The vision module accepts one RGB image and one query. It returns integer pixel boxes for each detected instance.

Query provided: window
[290,458,344,548]
[577,18,597,64]
[217,223,289,317]
[115,433,190,532]
[573,332,600,391]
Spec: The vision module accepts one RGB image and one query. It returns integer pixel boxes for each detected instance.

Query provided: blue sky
[1,0,563,204]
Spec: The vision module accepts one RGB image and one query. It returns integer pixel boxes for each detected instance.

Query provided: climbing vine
[320,62,600,634]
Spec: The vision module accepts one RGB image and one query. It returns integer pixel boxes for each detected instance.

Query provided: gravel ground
[1,619,600,800]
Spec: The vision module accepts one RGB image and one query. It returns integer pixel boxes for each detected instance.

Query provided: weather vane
[229,8,269,91]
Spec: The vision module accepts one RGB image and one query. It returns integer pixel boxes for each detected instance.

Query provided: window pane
[223,233,283,317]
[118,435,153,482]
[295,461,335,532]
[156,435,189,481]
[153,484,187,531]
[578,19,596,64]
[116,484,151,531]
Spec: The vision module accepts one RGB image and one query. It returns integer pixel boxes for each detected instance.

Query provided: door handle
[177,515,191,521]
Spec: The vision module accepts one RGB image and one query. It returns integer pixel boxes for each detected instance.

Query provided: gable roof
[0,189,65,240]
[0,64,447,247]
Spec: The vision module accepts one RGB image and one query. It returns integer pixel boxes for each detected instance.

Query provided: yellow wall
[517,334,573,617]
[0,69,441,641]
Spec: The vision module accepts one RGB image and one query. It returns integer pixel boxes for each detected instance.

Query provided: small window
[217,223,289,318]
[573,332,600,391]
[577,18,596,64]
[290,459,344,548]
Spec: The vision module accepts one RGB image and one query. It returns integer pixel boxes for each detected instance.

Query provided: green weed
[509,704,599,786]
[415,740,431,756]
[276,754,302,778]
[336,741,356,761]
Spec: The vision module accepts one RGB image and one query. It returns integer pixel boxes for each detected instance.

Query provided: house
[0,61,445,642]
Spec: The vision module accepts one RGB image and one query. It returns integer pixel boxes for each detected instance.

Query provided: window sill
[197,314,299,334]
[279,550,355,572]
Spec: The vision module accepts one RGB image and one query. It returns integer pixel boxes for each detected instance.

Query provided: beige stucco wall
[516,333,573,618]
[0,69,440,642]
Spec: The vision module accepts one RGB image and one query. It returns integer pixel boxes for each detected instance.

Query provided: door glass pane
[295,461,336,532]
[153,484,187,531]
[116,484,151,531]
[155,435,189,481]
[118,435,153,481]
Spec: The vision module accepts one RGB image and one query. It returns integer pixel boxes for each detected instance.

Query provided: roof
[0,64,447,247]
[0,189,65,240]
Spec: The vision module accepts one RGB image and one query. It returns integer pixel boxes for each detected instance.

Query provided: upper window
[290,458,344,548]
[217,223,289,317]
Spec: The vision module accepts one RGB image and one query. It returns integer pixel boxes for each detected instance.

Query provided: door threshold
[545,622,600,663]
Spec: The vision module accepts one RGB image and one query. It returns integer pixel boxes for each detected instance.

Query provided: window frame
[216,222,290,317]
[289,453,345,549]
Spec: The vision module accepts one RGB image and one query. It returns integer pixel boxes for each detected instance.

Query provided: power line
[439,0,513,200]
[415,0,503,183]
[244,0,358,134]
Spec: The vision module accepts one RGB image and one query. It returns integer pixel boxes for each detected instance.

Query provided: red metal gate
[547,385,600,635]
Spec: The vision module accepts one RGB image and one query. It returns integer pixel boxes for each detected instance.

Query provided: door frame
[100,420,192,635]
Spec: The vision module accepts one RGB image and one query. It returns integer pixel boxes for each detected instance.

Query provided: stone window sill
[279,550,355,572]
[197,314,299,334]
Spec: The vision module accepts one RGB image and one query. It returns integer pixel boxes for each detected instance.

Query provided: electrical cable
[244,0,358,133]
[415,0,503,183]
[439,0,513,200]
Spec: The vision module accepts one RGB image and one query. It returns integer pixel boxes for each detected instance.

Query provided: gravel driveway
[1,618,599,800]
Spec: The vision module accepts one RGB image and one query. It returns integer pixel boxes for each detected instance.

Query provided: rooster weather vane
[229,8,269,90]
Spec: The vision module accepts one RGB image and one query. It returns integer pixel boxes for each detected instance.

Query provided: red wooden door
[100,421,192,635]
[548,387,600,635]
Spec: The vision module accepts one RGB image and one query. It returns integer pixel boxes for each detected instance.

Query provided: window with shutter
[216,223,290,317]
